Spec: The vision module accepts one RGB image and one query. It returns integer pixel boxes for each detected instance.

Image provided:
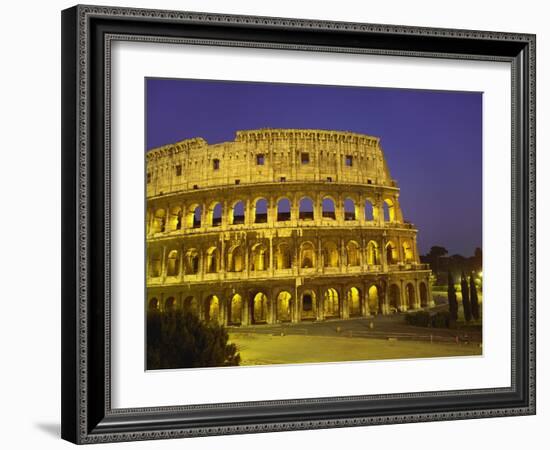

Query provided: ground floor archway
[148,297,159,312]
[347,287,362,317]
[389,284,400,312]
[252,292,268,324]
[367,285,380,314]
[323,288,340,318]
[301,290,316,320]
[229,294,243,325]
[406,283,416,309]
[183,296,198,316]
[276,291,292,322]
[205,295,220,322]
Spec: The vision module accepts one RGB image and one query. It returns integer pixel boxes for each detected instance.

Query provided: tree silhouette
[461,271,472,322]
[447,271,458,321]
[470,273,480,320]
[147,310,240,369]
[427,246,448,275]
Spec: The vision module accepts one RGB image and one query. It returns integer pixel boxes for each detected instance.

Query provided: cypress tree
[470,273,480,320]
[461,271,472,322]
[447,271,458,321]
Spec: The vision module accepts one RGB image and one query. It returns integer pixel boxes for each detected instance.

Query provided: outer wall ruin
[146,129,433,325]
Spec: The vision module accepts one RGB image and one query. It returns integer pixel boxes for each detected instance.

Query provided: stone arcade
[146,129,433,325]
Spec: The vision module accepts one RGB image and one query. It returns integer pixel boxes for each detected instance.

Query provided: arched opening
[186,205,202,228]
[419,282,428,307]
[164,296,178,313]
[323,240,339,268]
[227,245,244,272]
[184,249,199,274]
[250,244,268,271]
[232,200,245,225]
[402,240,414,262]
[344,198,357,221]
[367,240,380,265]
[347,287,362,317]
[346,241,360,266]
[205,295,220,322]
[229,294,243,325]
[275,243,292,269]
[210,202,222,227]
[389,284,400,312]
[406,283,416,309]
[364,200,377,221]
[386,241,398,264]
[252,292,268,324]
[152,208,166,233]
[368,285,380,314]
[300,242,316,269]
[166,250,179,276]
[183,296,198,316]
[149,250,162,277]
[299,197,314,221]
[206,247,219,273]
[254,198,268,223]
[148,297,159,312]
[322,197,336,220]
[301,290,316,320]
[276,291,292,322]
[168,206,183,231]
[324,288,340,318]
[383,198,395,223]
[277,198,291,221]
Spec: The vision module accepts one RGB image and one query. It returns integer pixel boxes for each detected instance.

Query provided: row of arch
[148,238,415,278]
[148,282,429,325]
[149,196,399,234]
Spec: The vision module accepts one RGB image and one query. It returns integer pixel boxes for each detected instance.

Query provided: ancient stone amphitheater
[146,129,432,326]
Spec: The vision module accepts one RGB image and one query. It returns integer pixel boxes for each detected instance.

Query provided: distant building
[146,129,433,325]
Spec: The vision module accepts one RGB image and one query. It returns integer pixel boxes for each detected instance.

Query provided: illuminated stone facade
[146,129,433,325]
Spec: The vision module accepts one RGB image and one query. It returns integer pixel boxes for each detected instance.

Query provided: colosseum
[146,128,433,326]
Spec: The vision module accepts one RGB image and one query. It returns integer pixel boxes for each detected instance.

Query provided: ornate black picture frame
[61,4,536,444]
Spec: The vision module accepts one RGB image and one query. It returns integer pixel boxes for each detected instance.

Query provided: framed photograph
[61,4,536,444]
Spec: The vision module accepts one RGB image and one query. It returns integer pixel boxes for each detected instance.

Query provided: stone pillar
[220,238,226,274]
[362,288,370,317]
[381,234,388,271]
[269,236,274,276]
[178,244,185,282]
[160,245,167,282]
[415,279,421,309]
[340,238,346,272]
[317,290,324,321]
[341,286,349,319]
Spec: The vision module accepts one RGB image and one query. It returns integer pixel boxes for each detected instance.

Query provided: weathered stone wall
[146,129,396,198]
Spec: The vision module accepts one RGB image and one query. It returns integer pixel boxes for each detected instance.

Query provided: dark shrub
[405,310,432,327]
[147,310,240,370]
[431,311,451,328]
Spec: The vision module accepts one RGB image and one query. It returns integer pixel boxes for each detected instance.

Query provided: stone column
[341,286,349,319]
[340,238,346,273]
[362,288,370,317]
[220,237,226,277]
[160,245,167,282]
[178,244,185,282]
[415,279,421,309]
[269,236,274,276]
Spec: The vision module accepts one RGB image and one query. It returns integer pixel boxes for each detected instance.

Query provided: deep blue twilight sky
[146,78,482,257]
